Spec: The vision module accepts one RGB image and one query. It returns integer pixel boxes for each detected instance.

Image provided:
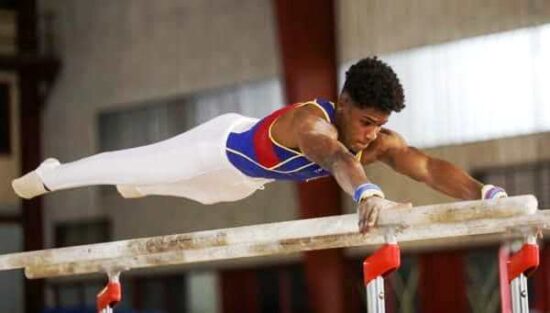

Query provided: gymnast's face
[335,93,390,153]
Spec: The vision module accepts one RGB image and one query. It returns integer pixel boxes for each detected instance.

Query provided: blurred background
[0,0,549,312]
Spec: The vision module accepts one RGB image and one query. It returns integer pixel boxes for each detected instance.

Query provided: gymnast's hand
[481,184,508,200]
[357,196,412,234]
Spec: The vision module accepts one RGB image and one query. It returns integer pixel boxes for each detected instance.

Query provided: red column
[273,0,339,102]
[346,261,363,313]
[534,243,550,312]
[279,269,292,313]
[18,0,46,311]
[418,251,467,313]
[220,269,260,313]
[273,1,346,313]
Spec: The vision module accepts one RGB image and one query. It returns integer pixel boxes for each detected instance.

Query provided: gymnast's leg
[12,114,249,199]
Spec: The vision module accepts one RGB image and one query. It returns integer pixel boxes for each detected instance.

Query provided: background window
[341,25,550,148]
[54,219,110,248]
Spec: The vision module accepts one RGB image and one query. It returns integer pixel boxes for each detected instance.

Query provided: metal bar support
[97,271,122,313]
[500,232,540,313]
[366,276,386,313]
[510,274,529,313]
[363,230,400,313]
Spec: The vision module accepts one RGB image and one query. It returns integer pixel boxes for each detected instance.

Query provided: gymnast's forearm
[302,140,368,196]
[425,158,483,200]
[323,150,369,196]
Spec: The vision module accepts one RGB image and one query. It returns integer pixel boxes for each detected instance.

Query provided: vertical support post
[500,234,539,313]
[363,231,400,313]
[510,274,529,313]
[366,276,386,313]
[97,271,122,313]
[499,246,512,313]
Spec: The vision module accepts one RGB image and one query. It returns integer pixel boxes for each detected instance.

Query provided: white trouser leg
[39,114,251,192]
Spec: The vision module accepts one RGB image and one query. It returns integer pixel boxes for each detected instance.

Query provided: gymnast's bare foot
[12,158,60,199]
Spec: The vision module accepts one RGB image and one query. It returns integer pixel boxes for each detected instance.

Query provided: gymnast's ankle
[11,158,60,199]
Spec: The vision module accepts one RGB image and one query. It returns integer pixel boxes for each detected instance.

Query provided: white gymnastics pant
[38,113,272,204]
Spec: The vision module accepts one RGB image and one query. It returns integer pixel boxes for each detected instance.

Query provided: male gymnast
[12,57,507,233]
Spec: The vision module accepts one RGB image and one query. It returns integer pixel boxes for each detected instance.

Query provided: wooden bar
[0,195,542,279]
[27,207,550,279]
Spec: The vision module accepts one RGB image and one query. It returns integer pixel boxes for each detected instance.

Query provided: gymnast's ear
[337,91,352,112]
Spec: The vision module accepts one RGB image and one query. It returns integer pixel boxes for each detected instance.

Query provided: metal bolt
[521,289,527,298]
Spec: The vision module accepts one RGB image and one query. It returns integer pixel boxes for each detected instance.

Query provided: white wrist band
[353,183,385,203]
[481,184,507,200]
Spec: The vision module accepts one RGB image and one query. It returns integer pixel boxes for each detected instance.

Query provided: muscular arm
[282,106,412,233]
[291,106,368,195]
[379,131,483,200]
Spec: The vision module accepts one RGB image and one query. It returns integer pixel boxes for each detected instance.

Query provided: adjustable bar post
[97,271,122,313]
[500,233,539,313]
[363,231,400,313]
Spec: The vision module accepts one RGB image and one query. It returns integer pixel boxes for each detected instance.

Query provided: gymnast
[12,57,507,232]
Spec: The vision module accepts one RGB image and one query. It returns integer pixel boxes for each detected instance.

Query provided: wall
[338,0,550,61]
[0,225,23,313]
[0,71,19,207]
[0,9,16,55]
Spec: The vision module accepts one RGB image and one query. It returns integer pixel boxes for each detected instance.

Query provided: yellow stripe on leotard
[355,149,363,161]
[267,99,333,157]
[226,148,317,174]
[264,99,361,170]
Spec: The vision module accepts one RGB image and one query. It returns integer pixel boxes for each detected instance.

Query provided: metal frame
[364,231,400,313]
[0,196,544,312]
[500,234,540,313]
[97,271,121,313]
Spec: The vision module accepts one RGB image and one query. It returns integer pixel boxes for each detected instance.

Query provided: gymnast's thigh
[134,169,270,204]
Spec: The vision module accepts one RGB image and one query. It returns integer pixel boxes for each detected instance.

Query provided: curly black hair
[342,57,405,113]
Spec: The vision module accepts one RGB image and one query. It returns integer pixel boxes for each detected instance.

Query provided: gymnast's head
[336,57,405,153]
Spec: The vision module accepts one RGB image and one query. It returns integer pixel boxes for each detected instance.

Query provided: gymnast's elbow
[312,148,359,174]
[297,130,358,173]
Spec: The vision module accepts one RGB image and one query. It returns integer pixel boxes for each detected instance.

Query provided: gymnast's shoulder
[376,128,408,148]
[362,128,409,163]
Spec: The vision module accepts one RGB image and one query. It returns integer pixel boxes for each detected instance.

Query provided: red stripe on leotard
[252,104,297,168]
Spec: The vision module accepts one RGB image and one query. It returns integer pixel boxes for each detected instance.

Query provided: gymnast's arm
[289,106,411,233]
[291,106,367,196]
[378,130,483,200]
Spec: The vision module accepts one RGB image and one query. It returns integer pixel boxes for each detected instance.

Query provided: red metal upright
[97,272,122,313]
[363,241,401,313]
[499,246,512,313]
[499,235,540,313]
[363,244,401,285]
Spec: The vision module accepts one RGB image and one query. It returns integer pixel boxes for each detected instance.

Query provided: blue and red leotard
[225,98,362,181]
